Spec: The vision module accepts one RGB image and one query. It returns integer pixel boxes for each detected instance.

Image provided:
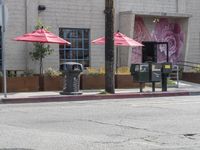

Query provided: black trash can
[60,62,83,95]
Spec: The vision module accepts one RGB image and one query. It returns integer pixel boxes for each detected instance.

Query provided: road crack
[78,119,171,135]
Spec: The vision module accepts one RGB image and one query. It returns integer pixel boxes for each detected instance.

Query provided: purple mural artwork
[152,18,184,63]
[132,17,184,64]
[132,17,152,63]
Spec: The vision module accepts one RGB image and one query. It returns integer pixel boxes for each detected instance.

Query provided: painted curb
[0,91,192,104]
[189,91,200,96]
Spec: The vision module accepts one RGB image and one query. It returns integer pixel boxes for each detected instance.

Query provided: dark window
[59,28,90,69]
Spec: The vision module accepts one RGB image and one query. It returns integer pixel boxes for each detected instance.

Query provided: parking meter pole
[152,82,155,92]
[162,73,168,91]
[140,82,143,92]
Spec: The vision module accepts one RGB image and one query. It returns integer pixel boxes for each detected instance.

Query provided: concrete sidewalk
[1,81,200,104]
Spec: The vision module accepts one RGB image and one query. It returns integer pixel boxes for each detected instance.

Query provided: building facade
[1,0,200,74]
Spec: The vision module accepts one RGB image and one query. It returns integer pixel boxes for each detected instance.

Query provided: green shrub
[117,67,130,75]
[167,79,176,86]
[44,68,62,77]
[0,71,3,77]
[85,67,104,76]
[21,69,34,77]
[193,65,200,73]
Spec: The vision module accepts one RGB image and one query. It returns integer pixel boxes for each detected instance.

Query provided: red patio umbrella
[13,28,71,74]
[1,28,71,98]
[92,31,143,47]
[92,31,143,72]
[14,28,71,45]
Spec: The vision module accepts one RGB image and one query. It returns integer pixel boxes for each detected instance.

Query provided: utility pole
[105,0,115,94]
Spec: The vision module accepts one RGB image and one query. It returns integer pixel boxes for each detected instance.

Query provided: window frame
[59,28,90,70]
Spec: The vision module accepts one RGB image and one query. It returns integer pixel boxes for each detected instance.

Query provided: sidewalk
[1,81,200,104]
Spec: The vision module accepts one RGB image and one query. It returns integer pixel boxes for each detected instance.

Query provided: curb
[0,91,192,104]
[189,91,200,96]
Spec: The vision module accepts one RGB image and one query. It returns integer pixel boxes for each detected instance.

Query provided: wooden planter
[115,74,143,88]
[0,76,39,92]
[39,76,64,91]
[80,74,105,89]
[182,72,200,84]
[80,74,143,89]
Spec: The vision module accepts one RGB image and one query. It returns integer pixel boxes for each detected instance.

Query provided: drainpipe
[176,0,179,13]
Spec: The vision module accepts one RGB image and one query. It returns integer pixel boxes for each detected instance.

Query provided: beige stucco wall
[3,0,200,73]
[4,0,106,73]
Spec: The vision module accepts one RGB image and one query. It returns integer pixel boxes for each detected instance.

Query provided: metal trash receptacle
[60,62,83,95]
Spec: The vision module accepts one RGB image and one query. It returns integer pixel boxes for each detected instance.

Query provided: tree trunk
[40,57,43,75]
[105,0,115,94]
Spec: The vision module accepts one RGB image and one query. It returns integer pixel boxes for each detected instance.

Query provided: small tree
[29,20,54,75]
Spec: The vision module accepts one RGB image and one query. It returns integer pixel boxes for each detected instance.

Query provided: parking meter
[161,62,172,91]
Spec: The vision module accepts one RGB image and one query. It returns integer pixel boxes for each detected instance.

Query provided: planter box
[0,76,39,92]
[39,76,64,91]
[80,74,105,89]
[115,75,143,88]
[182,72,200,84]
[80,74,143,89]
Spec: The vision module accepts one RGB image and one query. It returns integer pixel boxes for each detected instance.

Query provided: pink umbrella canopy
[92,31,143,47]
[14,28,71,45]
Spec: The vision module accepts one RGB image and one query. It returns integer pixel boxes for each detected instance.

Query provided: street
[0,96,200,150]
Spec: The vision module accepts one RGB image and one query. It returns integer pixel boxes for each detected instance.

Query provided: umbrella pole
[1,0,7,98]
[116,46,119,74]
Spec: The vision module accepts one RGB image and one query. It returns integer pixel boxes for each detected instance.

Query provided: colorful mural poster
[132,16,184,64]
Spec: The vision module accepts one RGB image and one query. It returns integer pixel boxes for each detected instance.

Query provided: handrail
[177,60,200,65]
[177,63,199,69]
[170,65,179,88]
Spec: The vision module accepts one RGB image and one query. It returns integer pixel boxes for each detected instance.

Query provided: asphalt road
[0,96,200,150]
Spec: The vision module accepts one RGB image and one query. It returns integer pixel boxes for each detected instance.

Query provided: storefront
[118,11,190,67]
[0,0,199,74]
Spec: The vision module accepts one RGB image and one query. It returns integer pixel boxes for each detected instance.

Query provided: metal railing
[170,65,179,88]
[169,61,200,88]
[177,61,200,70]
